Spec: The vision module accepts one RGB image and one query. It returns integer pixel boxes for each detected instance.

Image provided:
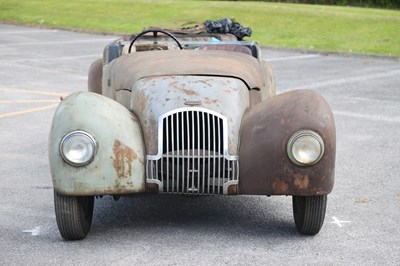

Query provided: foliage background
[224,0,400,8]
[0,0,399,56]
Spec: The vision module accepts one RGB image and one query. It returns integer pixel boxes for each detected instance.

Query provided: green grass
[0,0,399,56]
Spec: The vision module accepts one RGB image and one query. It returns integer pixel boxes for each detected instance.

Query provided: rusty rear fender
[239,89,336,196]
[49,92,146,196]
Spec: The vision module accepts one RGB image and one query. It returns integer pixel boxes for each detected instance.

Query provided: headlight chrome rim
[60,130,97,166]
[287,130,325,166]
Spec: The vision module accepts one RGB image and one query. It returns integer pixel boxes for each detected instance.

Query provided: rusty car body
[49,29,335,240]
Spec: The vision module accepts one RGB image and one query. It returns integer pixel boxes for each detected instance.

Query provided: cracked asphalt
[0,24,399,265]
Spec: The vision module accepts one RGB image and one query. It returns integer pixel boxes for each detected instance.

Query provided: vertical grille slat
[202,112,206,194]
[175,113,180,194]
[191,110,195,193]
[166,115,169,193]
[196,111,200,195]
[146,108,238,195]
[212,114,216,194]
[207,113,211,195]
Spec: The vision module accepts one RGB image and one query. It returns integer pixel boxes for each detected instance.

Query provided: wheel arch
[238,89,336,196]
[49,92,146,196]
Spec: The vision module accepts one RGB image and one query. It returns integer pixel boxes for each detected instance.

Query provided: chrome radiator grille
[146,108,239,195]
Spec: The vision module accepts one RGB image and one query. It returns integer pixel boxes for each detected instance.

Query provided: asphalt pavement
[0,24,399,266]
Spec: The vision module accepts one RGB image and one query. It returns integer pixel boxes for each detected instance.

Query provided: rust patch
[227,184,238,195]
[135,90,149,114]
[145,116,158,154]
[272,180,289,194]
[198,79,212,87]
[294,174,309,189]
[203,97,218,105]
[184,100,202,106]
[180,87,199,96]
[170,80,178,89]
[146,183,159,193]
[113,140,137,178]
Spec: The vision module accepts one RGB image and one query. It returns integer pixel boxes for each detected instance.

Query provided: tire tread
[293,195,327,235]
[54,190,94,240]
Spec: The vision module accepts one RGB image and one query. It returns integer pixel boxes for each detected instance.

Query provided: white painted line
[1,54,101,63]
[22,226,41,236]
[331,217,351,228]
[333,110,400,123]
[267,54,320,62]
[0,29,58,34]
[0,38,116,47]
[290,69,400,90]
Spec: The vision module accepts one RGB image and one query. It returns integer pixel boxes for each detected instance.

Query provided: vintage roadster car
[49,28,335,240]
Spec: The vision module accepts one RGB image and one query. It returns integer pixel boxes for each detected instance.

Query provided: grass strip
[0,0,399,56]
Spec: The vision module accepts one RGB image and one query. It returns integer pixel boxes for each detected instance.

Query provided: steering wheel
[128,29,183,53]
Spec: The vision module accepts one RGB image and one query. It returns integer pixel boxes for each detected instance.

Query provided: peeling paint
[203,97,218,105]
[113,140,137,178]
[198,79,212,87]
[272,180,289,194]
[180,87,199,96]
[294,174,309,189]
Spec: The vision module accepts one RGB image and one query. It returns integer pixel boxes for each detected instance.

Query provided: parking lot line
[0,88,65,119]
[2,54,101,63]
[0,30,57,35]
[290,68,400,90]
[0,88,67,97]
[267,54,320,62]
[0,38,115,47]
[0,104,58,119]
[0,100,60,104]
[333,110,400,123]
[330,216,351,228]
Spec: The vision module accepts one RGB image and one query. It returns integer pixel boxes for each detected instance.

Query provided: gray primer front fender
[49,92,145,196]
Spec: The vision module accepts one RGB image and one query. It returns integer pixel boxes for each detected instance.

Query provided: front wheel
[54,190,94,240]
[292,195,327,235]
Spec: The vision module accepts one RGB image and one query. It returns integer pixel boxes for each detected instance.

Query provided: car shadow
[91,194,299,240]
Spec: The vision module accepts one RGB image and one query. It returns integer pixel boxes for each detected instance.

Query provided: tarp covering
[204,18,252,40]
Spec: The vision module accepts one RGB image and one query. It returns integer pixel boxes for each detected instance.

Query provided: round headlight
[287,130,324,166]
[60,131,96,166]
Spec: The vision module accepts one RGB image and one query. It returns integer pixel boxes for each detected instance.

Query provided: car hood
[129,75,250,156]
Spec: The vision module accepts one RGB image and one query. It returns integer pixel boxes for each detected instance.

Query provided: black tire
[292,195,327,235]
[54,190,94,240]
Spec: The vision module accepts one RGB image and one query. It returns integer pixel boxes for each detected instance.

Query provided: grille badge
[188,186,198,192]
[184,100,201,106]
